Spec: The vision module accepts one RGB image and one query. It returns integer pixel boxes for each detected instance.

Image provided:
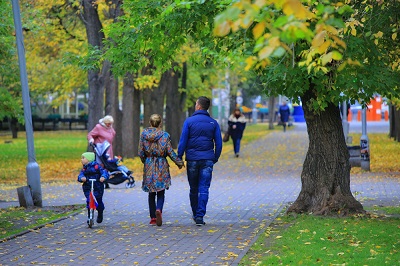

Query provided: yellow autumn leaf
[245,56,255,71]
[258,46,275,60]
[374,31,383,38]
[276,235,283,239]
[318,40,331,54]
[304,242,311,245]
[214,21,231,37]
[351,27,357,36]
[252,21,266,39]
[331,50,343,60]
[321,52,333,65]
[269,36,281,48]
[392,32,397,40]
[282,0,314,19]
[207,229,219,233]
[312,31,326,48]
[254,0,267,8]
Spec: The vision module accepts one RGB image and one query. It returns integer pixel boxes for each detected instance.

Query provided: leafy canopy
[214,0,400,111]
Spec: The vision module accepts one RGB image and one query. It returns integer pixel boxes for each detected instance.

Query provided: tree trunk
[394,106,400,142]
[81,0,105,132]
[142,64,165,126]
[287,88,364,215]
[9,117,18,139]
[106,67,122,156]
[267,96,275,130]
[132,86,141,157]
[121,73,135,158]
[165,65,185,148]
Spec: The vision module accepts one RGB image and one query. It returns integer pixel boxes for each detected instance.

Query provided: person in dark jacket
[278,101,291,132]
[228,108,247,157]
[138,114,184,226]
[178,96,222,226]
[78,152,109,225]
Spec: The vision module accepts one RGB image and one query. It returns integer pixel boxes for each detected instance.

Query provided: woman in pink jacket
[87,115,116,158]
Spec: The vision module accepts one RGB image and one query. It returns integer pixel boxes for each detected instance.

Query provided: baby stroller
[91,141,135,188]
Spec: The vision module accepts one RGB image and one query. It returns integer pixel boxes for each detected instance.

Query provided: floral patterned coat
[138,127,183,193]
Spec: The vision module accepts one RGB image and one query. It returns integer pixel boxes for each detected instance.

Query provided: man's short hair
[197,96,210,110]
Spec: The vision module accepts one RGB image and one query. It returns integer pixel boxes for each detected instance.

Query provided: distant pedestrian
[77,152,109,225]
[228,108,246,157]
[138,114,184,226]
[178,96,222,226]
[88,115,116,189]
[278,101,291,132]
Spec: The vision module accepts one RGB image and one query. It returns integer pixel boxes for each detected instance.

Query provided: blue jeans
[148,190,165,218]
[187,160,214,219]
[232,137,241,154]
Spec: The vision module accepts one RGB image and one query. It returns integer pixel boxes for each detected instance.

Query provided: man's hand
[100,177,105,182]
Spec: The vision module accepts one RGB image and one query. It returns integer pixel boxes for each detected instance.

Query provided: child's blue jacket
[78,161,109,193]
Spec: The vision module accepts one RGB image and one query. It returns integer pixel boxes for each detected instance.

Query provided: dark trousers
[187,160,214,219]
[148,190,165,218]
[83,190,104,212]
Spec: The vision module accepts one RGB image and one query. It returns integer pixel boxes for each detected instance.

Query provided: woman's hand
[100,177,105,182]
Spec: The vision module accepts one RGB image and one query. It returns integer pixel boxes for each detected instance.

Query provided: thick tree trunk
[132,86,141,157]
[287,89,364,215]
[141,65,165,127]
[391,104,400,142]
[121,73,135,158]
[10,118,18,139]
[165,65,185,148]
[106,68,122,156]
[267,96,275,130]
[81,0,105,132]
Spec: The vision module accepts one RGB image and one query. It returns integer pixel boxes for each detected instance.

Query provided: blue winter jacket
[178,110,222,162]
[78,161,109,194]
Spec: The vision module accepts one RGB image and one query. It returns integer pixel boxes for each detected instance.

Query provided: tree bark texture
[268,96,275,130]
[132,86,141,157]
[142,65,165,126]
[165,65,185,148]
[121,73,135,158]
[287,89,364,215]
[81,0,105,132]
[106,68,122,156]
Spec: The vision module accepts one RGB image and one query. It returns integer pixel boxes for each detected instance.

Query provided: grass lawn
[240,206,400,265]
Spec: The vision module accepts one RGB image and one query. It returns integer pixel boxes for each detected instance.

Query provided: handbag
[223,131,230,142]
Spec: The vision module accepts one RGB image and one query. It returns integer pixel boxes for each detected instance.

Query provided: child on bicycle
[78,152,109,224]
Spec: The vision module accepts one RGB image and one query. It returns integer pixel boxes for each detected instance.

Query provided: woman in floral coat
[138,114,184,226]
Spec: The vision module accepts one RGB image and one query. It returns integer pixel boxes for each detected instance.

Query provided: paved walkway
[0,122,399,265]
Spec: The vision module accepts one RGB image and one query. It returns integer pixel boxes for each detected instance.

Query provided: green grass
[240,207,400,265]
[0,205,85,240]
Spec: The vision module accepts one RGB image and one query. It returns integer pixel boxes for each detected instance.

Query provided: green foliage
[214,0,400,112]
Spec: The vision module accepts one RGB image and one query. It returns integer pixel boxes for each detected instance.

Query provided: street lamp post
[12,0,42,206]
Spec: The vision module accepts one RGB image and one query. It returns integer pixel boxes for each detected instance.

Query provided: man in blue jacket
[178,96,222,226]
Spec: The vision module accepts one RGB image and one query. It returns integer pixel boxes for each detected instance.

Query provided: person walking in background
[139,114,184,226]
[78,152,109,225]
[88,115,116,158]
[278,101,291,132]
[88,115,116,189]
[228,108,246,158]
[178,96,222,226]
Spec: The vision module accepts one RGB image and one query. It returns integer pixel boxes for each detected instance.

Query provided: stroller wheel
[125,181,135,188]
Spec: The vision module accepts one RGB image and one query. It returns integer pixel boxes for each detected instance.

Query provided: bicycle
[88,178,98,228]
